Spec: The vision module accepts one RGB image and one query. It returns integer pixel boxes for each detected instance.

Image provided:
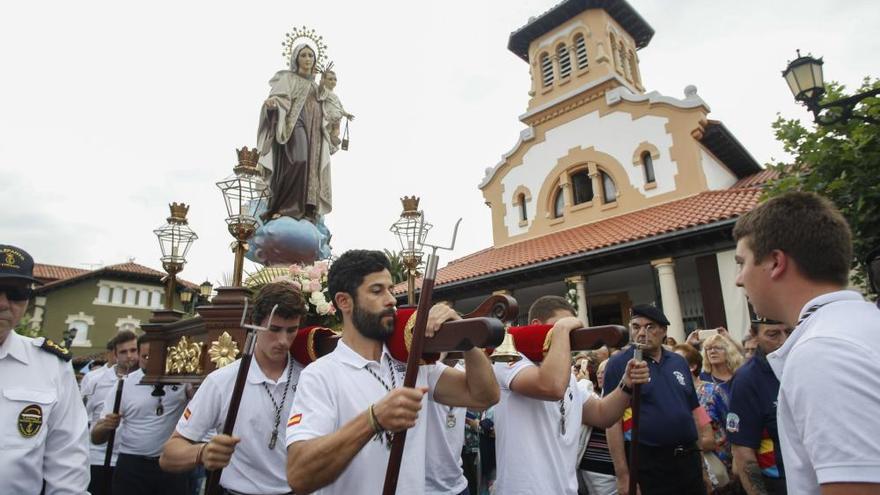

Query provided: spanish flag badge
[287,413,302,427]
[183,408,192,420]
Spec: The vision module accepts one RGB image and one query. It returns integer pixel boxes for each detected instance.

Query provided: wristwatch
[618,380,633,395]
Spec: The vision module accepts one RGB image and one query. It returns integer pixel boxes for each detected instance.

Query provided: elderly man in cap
[0,245,90,494]
[604,304,713,495]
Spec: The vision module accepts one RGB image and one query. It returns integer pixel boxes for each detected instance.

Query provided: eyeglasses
[0,286,33,301]
[704,346,726,353]
[630,323,661,333]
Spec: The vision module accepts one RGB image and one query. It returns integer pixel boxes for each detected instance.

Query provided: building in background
[398,0,772,343]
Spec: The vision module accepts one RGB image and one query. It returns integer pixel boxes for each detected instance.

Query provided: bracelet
[368,404,385,434]
[195,442,208,466]
[618,380,633,395]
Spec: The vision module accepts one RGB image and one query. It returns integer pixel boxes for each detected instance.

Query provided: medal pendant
[560,419,566,436]
[156,405,164,416]
[446,413,457,429]
[269,429,278,450]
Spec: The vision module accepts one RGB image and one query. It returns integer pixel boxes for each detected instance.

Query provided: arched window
[552,186,565,218]
[601,171,617,203]
[641,151,655,183]
[628,50,639,84]
[619,43,630,79]
[570,170,593,205]
[540,53,554,87]
[610,33,619,69]
[574,34,588,70]
[518,193,528,222]
[557,44,571,79]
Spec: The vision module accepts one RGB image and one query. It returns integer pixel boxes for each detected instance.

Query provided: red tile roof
[731,168,779,189]
[396,185,762,292]
[35,262,197,291]
[33,264,89,283]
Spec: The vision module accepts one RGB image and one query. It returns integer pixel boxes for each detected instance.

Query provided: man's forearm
[590,387,631,429]
[159,435,201,473]
[738,460,769,495]
[90,420,112,445]
[462,348,500,409]
[536,328,574,397]
[287,410,375,494]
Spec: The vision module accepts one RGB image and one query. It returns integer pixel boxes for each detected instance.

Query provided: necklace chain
[261,355,295,449]
[365,357,398,447]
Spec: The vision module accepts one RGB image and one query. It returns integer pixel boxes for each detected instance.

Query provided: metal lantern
[782,50,825,103]
[216,147,270,286]
[199,280,214,301]
[389,196,432,305]
[153,202,198,309]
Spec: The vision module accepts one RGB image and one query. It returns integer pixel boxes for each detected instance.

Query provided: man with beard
[92,336,192,495]
[733,192,880,494]
[285,249,499,495]
[81,330,140,495]
[0,244,90,494]
[160,281,307,495]
[727,318,792,495]
[604,305,713,495]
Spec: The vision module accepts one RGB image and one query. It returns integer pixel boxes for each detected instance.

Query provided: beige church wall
[482,80,716,246]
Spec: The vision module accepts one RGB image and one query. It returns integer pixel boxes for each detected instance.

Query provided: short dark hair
[528,295,575,324]
[251,281,307,326]
[113,330,138,352]
[327,250,391,315]
[733,191,852,286]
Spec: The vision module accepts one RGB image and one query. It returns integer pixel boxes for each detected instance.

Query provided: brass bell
[490,330,522,363]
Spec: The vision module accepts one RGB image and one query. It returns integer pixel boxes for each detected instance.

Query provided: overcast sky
[1,0,877,286]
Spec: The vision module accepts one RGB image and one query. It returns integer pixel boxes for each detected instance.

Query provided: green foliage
[384,249,408,284]
[764,77,880,289]
[14,314,44,338]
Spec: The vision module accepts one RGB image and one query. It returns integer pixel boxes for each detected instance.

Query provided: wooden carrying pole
[381,253,439,495]
[104,377,124,495]
[204,301,277,495]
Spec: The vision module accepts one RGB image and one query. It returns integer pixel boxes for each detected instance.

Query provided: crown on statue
[281,26,329,72]
[401,196,420,214]
[168,202,190,223]
[236,147,260,170]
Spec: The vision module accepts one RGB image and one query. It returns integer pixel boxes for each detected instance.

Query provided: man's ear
[335,292,353,313]
[768,249,789,280]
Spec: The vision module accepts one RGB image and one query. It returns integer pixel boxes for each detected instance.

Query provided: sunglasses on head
[1,285,33,301]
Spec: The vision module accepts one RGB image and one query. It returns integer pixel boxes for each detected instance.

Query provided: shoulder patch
[726,412,740,433]
[36,338,72,362]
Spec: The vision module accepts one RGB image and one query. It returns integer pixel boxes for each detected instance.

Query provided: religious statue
[319,65,355,153]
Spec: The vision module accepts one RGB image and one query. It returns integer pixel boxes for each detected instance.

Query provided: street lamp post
[389,196,432,305]
[199,280,214,303]
[783,50,880,126]
[153,203,198,310]
[216,147,270,287]
[179,288,194,314]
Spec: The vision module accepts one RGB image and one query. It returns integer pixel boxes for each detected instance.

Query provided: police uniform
[0,244,90,495]
[604,345,704,494]
[726,347,786,494]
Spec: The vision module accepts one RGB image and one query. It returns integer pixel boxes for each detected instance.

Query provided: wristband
[618,380,633,395]
[195,442,208,466]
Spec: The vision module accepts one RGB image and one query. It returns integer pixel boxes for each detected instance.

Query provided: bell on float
[490,330,522,363]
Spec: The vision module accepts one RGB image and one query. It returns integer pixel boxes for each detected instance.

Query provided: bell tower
[508,0,654,114]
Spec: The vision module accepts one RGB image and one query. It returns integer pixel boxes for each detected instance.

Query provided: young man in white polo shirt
[92,337,191,495]
[81,330,139,495]
[425,356,469,495]
[493,296,647,495]
[733,191,880,495]
[285,249,500,495]
[159,281,306,495]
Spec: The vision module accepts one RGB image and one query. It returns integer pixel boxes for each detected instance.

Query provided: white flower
[310,291,326,306]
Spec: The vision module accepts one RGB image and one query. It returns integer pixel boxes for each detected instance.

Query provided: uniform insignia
[673,370,686,386]
[726,413,740,433]
[287,413,302,427]
[18,404,43,438]
[35,338,72,361]
[183,407,192,420]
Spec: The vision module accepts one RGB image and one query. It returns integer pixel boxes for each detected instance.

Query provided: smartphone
[698,329,718,341]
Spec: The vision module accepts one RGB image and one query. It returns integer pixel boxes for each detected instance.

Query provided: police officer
[604,304,712,495]
[727,318,791,494]
[0,244,90,494]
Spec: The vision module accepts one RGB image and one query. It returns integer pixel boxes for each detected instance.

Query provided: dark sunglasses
[0,286,33,301]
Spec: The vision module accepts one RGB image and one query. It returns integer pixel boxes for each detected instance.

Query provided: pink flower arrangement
[283,261,337,324]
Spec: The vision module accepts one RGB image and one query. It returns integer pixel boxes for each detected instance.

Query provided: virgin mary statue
[256,43,332,222]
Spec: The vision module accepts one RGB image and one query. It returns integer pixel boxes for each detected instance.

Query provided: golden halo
[282,26,329,72]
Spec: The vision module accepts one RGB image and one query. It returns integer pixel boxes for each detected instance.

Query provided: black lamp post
[783,50,879,126]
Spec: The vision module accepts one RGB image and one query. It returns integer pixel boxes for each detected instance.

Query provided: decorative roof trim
[606,84,710,112]
[479,127,536,189]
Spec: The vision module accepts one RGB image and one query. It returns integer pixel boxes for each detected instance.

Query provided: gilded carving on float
[208,331,240,369]
[165,336,203,374]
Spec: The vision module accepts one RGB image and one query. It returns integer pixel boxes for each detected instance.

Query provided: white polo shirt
[425,363,468,495]
[176,356,302,495]
[100,367,187,457]
[286,340,446,495]
[492,354,588,495]
[0,332,90,495]
[81,364,122,465]
[767,290,880,494]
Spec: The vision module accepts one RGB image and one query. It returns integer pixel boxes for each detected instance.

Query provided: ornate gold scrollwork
[165,336,203,375]
[208,331,240,369]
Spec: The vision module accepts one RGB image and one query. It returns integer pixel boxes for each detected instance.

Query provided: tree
[14,313,44,338]
[384,249,408,285]
[764,77,880,290]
